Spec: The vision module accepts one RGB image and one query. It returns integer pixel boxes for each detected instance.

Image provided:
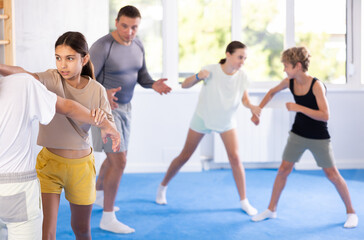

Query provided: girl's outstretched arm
[242,90,261,117]
[0,64,39,79]
[181,70,209,88]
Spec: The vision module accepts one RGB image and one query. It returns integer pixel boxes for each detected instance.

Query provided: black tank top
[289,78,330,139]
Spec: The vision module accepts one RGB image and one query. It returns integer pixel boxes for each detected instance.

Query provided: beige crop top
[36,69,113,150]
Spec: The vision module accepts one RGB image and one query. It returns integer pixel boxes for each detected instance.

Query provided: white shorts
[0,170,43,240]
[190,113,234,134]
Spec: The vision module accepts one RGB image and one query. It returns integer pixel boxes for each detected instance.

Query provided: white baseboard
[204,161,281,170]
[204,159,364,171]
[295,158,364,170]
[124,162,202,173]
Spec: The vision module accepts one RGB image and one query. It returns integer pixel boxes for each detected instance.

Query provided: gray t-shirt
[90,34,154,104]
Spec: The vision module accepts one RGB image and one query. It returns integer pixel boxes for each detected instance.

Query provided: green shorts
[190,113,212,134]
[190,113,233,134]
[282,131,335,168]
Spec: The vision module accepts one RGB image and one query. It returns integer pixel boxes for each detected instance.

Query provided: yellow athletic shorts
[36,147,96,205]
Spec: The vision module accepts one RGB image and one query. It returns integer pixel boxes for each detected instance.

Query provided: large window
[109,0,361,86]
[295,0,346,84]
[362,0,364,84]
[109,0,163,79]
[178,0,347,84]
[178,0,231,79]
[241,0,285,82]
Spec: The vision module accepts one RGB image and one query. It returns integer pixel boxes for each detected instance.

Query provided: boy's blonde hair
[281,47,311,72]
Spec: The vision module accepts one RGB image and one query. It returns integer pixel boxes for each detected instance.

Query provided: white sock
[94,190,120,212]
[100,211,135,234]
[344,213,358,228]
[251,209,277,222]
[156,184,168,205]
[240,199,258,216]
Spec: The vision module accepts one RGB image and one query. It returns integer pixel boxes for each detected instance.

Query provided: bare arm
[286,81,329,122]
[181,70,209,88]
[56,96,120,151]
[0,63,39,80]
[106,87,122,110]
[242,90,261,117]
[251,78,289,125]
[55,96,99,125]
[259,78,290,109]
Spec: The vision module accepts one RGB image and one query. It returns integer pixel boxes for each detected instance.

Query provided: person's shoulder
[91,34,113,49]
[95,33,113,43]
[133,36,143,45]
[312,77,326,91]
[36,69,59,79]
[88,78,107,92]
[234,68,250,86]
[1,73,35,88]
[313,77,323,85]
[35,69,61,85]
[133,37,144,50]
[279,77,290,87]
[236,67,248,77]
[6,73,50,94]
[4,72,34,81]
[203,64,218,71]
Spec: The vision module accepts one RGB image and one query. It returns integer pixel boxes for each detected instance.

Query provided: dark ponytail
[55,31,95,79]
[219,41,247,64]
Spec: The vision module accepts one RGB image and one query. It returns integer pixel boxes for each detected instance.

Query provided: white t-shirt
[194,64,250,132]
[0,73,57,173]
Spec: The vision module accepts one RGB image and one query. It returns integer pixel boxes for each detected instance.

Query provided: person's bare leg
[96,158,109,190]
[160,129,204,186]
[99,151,134,233]
[103,152,126,211]
[69,203,93,240]
[252,160,294,222]
[156,129,204,204]
[268,160,295,211]
[95,157,120,211]
[219,129,246,200]
[323,167,358,228]
[41,193,60,240]
[220,129,257,215]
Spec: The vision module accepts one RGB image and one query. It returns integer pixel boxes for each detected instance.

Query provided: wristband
[195,73,200,80]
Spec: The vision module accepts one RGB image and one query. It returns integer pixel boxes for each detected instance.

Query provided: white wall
[13,0,109,71]
[128,88,364,172]
[11,0,364,173]
[94,87,203,173]
[301,90,364,169]
[11,0,110,168]
[211,90,364,170]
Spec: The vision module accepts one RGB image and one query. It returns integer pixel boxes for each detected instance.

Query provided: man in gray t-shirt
[90,5,171,234]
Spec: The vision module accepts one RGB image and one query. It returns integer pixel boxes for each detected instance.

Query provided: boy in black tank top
[250,47,358,228]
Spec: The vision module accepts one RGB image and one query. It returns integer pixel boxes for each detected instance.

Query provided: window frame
[157,0,361,89]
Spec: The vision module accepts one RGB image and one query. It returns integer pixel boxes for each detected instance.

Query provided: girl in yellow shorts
[0,31,117,239]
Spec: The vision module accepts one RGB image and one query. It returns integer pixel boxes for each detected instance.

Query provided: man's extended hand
[106,87,122,110]
[152,78,172,95]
